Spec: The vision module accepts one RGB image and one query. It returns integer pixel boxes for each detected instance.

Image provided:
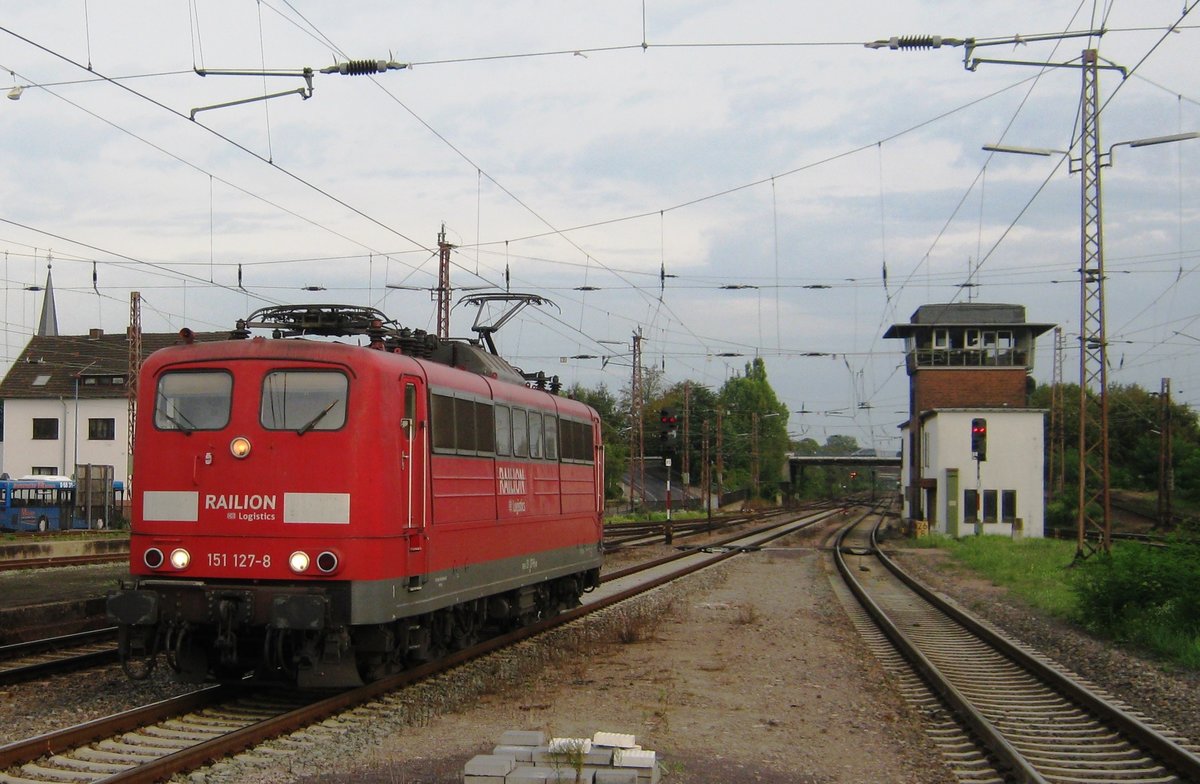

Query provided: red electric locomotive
[107,304,603,687]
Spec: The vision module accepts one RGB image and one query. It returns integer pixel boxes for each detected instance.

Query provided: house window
[32,418,59,440]
[964,489,979,522]
[88,418,116,441]
[1002,490,1017,522]
[932,329,949,349]
[982,489,998,522]
[32,466,58,475]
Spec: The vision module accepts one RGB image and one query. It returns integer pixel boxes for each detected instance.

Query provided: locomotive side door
[400,376,429,585]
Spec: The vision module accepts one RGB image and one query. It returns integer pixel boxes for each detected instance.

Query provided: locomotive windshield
[155,371,232,431]
[261,371,348,432]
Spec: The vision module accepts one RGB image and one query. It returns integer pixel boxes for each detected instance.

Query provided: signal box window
[1002,490,1017,522]
[88,418,116,441]
[982,489,998,522]
[156,371,233,431]
[963,489,979,522]
[261,371,347,432]
[32,418,59,440]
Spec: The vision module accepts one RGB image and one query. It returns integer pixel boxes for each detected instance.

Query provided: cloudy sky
[2,1,1198,450]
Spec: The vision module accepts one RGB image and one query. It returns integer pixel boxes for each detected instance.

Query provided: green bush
[1070,535,1200,666]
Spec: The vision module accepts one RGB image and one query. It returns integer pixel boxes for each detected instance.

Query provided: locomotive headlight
[169,548,191,570]
[316,550,340,574]
[230,436,252,459]
[288,551,311,573]
[143,548,164,569]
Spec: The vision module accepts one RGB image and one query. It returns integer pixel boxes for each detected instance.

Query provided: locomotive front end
[108,338,392,687]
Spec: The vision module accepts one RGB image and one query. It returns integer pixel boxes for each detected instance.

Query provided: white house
[900,408,1046,538]
[0,328,224,494]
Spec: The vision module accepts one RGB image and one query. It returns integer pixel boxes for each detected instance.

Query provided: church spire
[37,265,58,336]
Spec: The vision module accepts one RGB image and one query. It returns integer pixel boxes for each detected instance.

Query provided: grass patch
[912,533,1200,669]
[606,510,708,525]
[916,534,1079,617]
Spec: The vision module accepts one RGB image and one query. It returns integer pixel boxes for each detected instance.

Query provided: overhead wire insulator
[321,59,409,76]
[865,34,963,50]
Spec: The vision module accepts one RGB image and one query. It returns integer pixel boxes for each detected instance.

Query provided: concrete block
[548,737,592,754]
[499,730,546,747]
[591,732,637,749]
[613,748,656,769]
[465,753,517,777]
[506,768,594,783]
[533,748,612,767]
[593,770,639,784]
[494,745,535,763]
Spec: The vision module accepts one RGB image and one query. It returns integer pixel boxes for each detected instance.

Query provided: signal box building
[884,303,1053,538]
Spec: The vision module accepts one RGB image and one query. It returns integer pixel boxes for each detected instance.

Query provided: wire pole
[1075,48,1112,559]
[1158,378,1173,528]
[630,328,645,511]
[436,224,453,340]
[1049,326,1066,494]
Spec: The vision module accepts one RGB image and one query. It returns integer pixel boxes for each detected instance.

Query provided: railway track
[834,511,1200,783]
[0,553,127,573]
[0,629,117,686]
[0,509,810,687]
[0,507,843,784]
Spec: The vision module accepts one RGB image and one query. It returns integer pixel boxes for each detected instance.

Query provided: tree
[716,358,789,500]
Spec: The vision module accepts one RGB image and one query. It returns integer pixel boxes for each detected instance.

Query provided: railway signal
[660,407,678,434]
[971,418,987,461]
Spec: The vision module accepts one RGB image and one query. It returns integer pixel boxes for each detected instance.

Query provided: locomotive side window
[475,401,496,453]
[528,412,544,459]
[260,371,347,432]
[431,393,455,451]
[155,371,233,431]
[454,397,477,450]
[559,419,595,463]
[494,405,512,456]
[431,392,496,455]
[544,415,559,460]
[559,418,576,459]
[512,409,529,457]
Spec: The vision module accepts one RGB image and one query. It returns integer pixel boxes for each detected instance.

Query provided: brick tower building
[884,303,1054,537]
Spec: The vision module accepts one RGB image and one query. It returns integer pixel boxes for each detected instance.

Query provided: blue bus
[0,477,77,532]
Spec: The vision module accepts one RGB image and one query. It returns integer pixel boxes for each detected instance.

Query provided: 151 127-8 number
[207,553,272,568]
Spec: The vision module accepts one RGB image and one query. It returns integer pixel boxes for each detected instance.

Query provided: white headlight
[169,548,191,570]
[289,551,310,573]
[230,436,252,458]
